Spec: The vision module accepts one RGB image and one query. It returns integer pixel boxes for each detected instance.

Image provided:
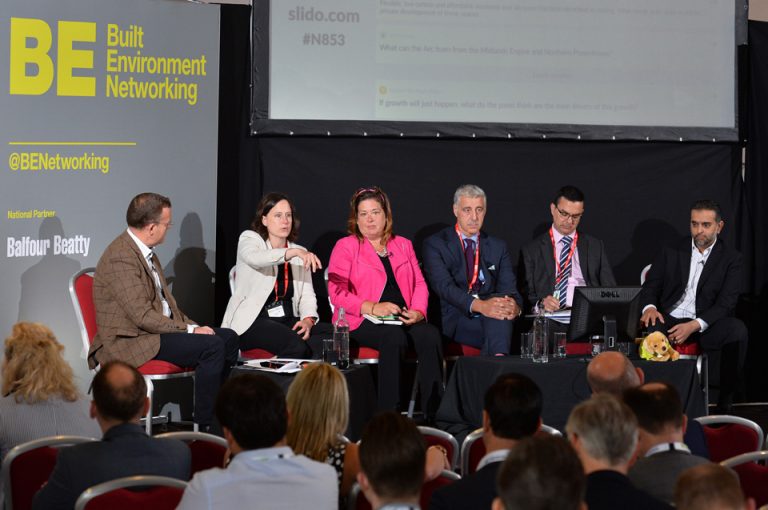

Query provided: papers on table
[363,314,402,325]
[243,358,318,373]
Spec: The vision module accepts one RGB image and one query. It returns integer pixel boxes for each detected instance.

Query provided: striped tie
[555,235,572,308]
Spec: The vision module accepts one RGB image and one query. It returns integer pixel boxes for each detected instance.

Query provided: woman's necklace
[370,239,388,257]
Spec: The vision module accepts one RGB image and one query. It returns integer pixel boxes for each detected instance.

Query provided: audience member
[566,394,672,510]
[177,373,337,510]
[430,373,542,510]
[358,412,427,510]
[624,382,710,503]
[675,464,756,510]
[422,184,523,355]
[32,361,190,510]
[0,322,99,460]
[493,435,586,510]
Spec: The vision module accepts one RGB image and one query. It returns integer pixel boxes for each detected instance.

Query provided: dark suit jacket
[428,461,500,510]
[422,227,523,338]
[638,238,743,327]
[586,470,673,510]
[520,230,616,309]
[89,231,193,369]
[32,423,190,510]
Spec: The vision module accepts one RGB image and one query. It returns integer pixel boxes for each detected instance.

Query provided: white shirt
[176,446,337,510]
[476,448,510,471]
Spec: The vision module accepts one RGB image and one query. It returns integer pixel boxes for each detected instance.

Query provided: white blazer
[221,230,319,334]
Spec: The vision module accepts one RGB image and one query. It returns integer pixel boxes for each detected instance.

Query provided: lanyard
[455,224,480,292]
[273,262,289,302]
[549,227,578,284]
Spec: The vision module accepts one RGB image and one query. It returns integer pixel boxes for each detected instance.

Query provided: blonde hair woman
[0,322,99,459]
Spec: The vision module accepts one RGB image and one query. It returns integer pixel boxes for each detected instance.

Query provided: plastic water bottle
[334,307,350,369]
[532,307,549,363]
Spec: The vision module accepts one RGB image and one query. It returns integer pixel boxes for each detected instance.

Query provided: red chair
[347,470,460,510]
[69,268,197,435]
[418,426,460,470]
[720,451,768,507]
[74,475,188,510]
[155,431,228,476]
[460,428,486,476]
[696,415,764,463]
[539,424,563,437]
[1,435,98,510]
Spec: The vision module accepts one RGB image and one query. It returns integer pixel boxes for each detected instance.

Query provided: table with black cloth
[435,356,706,441]
[230,363,376,442]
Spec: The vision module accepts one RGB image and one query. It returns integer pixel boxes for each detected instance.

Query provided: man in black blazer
[639,200,747,413]
[423,185,523,355]
[520,185,616,312]
[429,373,542,510]
[33,361,190,510]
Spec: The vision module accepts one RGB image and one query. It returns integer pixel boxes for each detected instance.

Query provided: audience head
[251,192,300,243]
[358,412,426,508]
[675,464,755,510]
[483,373,542,443]
[587,351,644,397]
[452,184,487,237]
[690,199,723,251]
[216,373,287,453]
[566,394,638,473]
[347,186,393,244]
[91,361,148,426]
[623,382,685,455]
[286,362,349,461]
[550,185,585,236]
[2,322,79,404]
[493,435,586,510]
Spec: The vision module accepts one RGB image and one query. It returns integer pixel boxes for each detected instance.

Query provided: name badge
[266,301,286,318]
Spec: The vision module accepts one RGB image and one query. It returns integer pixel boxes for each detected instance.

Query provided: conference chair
[69,268,197,435]
[540,424,563,436]
[2,435,99,510]
[74,475,188,510]
[721,451,768,508]
[459,428,485,476]
[347,470,461,510]
[228,265,275,360]
[695,415,765,463]
[418,426,460,471]
[155,431,228,476]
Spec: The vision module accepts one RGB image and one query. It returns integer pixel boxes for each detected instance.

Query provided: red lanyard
[549,228,578,284]
[455,224,480,292]
[273,262,289,302]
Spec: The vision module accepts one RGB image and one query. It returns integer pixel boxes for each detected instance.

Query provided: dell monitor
[568,286,642,348]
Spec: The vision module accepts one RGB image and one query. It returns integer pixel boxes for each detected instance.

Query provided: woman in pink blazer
[328,187,443,417]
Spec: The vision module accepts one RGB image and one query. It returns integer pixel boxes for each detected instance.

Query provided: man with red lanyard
[521,186,616,318]
[423,184,523,356]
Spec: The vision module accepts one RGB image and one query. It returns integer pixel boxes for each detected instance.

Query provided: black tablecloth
[230,363,377,442]
[436,356,706,441]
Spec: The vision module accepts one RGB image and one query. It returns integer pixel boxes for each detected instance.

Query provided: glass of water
[554,332,567,358]
[520,332,534,358]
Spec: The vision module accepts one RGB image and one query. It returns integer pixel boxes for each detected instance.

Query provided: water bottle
[532,307,549,363]
[334,307,350,369]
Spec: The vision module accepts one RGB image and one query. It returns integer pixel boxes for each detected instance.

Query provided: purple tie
[464,238,477,291]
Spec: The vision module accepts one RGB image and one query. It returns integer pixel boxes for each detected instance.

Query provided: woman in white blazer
[222,192,330,358]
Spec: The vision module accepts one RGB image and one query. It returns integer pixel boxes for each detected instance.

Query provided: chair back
[460,428,486,475]
[74,475,188,510]
[418,426,459,470]
[640,264,652,284]
[2,435,99,510]
[69,268,98,353]
[721,451,768,508]
[155,431,228,476]
[347,470,460,510]
[696,415,765,463]
[540,424,563,436]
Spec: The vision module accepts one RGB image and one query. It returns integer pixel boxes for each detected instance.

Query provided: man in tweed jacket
[88,192,238,429]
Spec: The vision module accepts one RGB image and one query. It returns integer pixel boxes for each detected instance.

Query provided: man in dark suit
[429,373,542,510]
[88,192,238,429]
[32,361,191,510]
[520,185,615,313]
[423,185,523,355]
[639,199,747,413]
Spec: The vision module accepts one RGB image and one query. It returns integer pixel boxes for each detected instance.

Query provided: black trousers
[155,327,239,427]
[351,320,444,416]
[649,315,748,407]
[239,317,333,359]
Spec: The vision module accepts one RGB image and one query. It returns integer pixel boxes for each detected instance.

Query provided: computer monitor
[567,286,642,347]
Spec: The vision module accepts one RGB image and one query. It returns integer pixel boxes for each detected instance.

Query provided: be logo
[9,17,96,97]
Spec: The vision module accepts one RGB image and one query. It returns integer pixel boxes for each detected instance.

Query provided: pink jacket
[328,235,429,330]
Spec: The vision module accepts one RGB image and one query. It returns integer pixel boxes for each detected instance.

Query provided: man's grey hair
[566,394,638,467]
[453,184,486,206]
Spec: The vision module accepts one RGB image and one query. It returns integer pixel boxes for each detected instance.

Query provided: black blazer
[638,238,743,326]
[32,423,191,510]
[520,230,616,309]
[586,470,673,510]
[428,461,501,510]
[422,227,523,338]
